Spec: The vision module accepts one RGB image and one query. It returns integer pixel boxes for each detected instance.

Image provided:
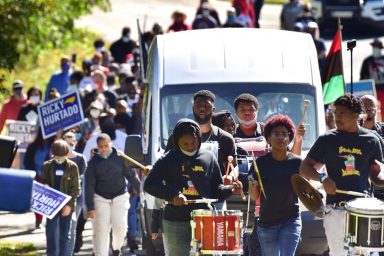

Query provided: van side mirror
[124,135,145,167]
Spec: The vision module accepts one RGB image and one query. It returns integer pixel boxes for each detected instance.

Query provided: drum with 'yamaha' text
[190,209,243,255]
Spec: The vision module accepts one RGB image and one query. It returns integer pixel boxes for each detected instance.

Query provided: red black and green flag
[322,25,345,105]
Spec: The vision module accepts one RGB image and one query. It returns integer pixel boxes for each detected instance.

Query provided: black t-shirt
[307,128,383,204]
[373,122,384,139]
[250,152,301,227]
[234,122,264,139]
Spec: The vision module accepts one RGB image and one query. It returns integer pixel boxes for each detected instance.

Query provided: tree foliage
[0,0,110,70]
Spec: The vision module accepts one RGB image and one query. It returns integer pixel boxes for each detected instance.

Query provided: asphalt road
[76,0,384,85]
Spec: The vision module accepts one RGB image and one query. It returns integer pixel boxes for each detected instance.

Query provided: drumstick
[225,155,233,177]
[116,150,146,169]
[301,99,311,124]
[165,199,219,205]
[231,165,246,201]
[336,189,368,197]
[252,152,267,199]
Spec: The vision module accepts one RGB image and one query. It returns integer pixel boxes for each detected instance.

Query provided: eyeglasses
[271,131,290,138]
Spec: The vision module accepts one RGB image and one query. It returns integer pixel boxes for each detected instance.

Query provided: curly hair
[333,94,363,114]
[234,93,259,111]
[264,114,296,142]
[194,90,216,103]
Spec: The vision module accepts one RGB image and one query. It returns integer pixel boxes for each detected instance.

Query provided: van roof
[152,28,319,86]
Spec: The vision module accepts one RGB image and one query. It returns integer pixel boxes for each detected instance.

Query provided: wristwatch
[319,173,328,183]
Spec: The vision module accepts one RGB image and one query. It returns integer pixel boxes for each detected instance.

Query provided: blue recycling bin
[0,168,35,212]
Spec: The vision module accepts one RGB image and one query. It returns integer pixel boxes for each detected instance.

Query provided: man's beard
[193,112,212,125]
[365,115,374,122]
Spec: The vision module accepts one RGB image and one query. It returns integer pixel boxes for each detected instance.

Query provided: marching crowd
[2,0,384,256]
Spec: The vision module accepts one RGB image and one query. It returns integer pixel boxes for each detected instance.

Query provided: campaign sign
[5,120,38,152]
[31,181,71,219]
[346,79,376,98]
[38,91,84,139]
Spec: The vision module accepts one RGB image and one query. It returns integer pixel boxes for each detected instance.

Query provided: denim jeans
[243,218,262,256]
[162,219,191,256]
[46,213,73,256]
[257,215,301,256]
[69,202,82,254]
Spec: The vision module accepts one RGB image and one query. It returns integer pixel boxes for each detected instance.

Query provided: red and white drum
[190,209,243,255]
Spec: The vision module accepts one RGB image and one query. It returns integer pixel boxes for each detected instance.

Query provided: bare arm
[290,124,305,155]
[299,157,321,181]
[370,163,384,187]
[300,157,337,194]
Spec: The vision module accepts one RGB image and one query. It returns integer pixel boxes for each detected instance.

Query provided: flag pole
[338,18,346,95]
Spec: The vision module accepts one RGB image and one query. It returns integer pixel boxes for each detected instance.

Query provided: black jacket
[144,119,233,221]
[85,147,140,211]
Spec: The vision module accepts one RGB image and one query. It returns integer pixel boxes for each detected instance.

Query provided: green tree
[0,0,110,71]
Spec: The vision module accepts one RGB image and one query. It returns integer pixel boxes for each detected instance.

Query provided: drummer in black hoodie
[144,118,243,256]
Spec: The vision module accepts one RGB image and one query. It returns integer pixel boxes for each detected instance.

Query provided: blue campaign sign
[38,91,84,139]
[345,79,377,98]
[31,181,71,219]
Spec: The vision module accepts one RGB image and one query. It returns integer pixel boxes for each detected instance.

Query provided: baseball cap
[12,80,24,89]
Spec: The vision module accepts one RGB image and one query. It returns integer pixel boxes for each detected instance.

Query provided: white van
[127,28,328,255]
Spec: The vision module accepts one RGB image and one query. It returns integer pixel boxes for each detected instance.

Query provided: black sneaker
[74,237,83,253]
[129,240,139,253]
[112,249,121,256]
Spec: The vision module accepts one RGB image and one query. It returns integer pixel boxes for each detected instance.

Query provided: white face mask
[90,109,101,119]
[98,149,113,159]
[238,117,257,128]
[29,95,40,105]
[122,36,130,43]
[180,148,198,157]
[54,156,66,164]
[67,84,78,92]
[373,47,382,58]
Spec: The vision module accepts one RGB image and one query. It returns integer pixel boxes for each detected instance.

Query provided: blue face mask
[61,62,70,72]
[98,149,113,159]
[75,133,82,141]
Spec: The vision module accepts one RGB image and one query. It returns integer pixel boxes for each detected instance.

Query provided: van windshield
[160,82,319,150]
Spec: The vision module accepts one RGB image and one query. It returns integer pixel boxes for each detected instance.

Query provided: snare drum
[344,198,384,252]
[190,209,243,255]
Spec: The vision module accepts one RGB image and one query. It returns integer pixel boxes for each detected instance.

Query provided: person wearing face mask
[109,27,138,64]
[234,93,305,256]
[167,10,191,32]
[66,71,84,95]
[234,93,305,155]
[0,80,28,133]
[360,39,384,119]
[83,70,118,112]
[44,56,72,102]
[85,133,140,256]
[192,4,218,30]
[82,115,127,162]
[18,87,42,123]
[144,119,243,256]
[40,139,80,256]
[62,131,87,254]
